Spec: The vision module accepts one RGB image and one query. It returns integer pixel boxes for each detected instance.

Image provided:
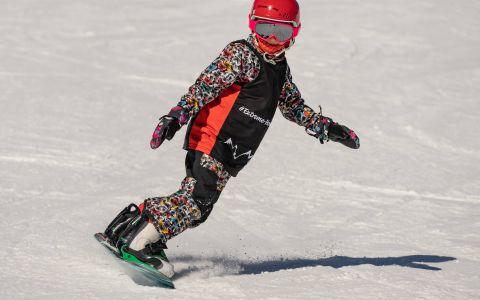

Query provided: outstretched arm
[278,67,331,143]
[278,67,316,127]
[151,42,260,149]
[174,42,260,126]
[278,67,360,149]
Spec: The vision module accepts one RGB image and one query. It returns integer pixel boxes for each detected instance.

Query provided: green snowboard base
[94,232,175,289]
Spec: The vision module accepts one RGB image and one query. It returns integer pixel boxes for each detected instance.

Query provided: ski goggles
[249,18,300,42]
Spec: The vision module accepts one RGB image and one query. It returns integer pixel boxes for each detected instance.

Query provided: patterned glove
[150,106,186,149]
[305,114,333,144]
[328,123,360,149]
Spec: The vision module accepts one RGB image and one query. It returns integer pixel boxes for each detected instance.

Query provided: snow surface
[1,0,479,299]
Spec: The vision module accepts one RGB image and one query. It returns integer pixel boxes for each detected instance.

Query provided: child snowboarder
[99,0,360,279]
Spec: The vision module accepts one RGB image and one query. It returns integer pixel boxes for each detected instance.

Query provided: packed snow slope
[1,0,479,299]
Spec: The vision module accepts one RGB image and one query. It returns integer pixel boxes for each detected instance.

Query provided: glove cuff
[305,113,333,143]
[167,106,188,126]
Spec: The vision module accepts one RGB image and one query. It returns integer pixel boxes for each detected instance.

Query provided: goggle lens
[255,21,294,42]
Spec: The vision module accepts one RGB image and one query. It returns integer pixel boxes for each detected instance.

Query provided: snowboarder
[99,0,360,279]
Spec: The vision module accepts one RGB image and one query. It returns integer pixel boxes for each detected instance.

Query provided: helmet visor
[254,21,295,42]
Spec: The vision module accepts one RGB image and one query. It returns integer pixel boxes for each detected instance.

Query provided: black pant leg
[187,151,228,225]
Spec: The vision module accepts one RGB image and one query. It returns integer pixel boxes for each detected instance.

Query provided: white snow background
[1,0,479,299]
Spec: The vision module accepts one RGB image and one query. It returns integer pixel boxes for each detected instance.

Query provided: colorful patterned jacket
[172,35,322,176]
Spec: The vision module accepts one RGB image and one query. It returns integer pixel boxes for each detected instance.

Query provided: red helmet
[249,0,301,27]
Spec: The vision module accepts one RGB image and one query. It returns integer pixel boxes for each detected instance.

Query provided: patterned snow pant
[144,151,231,245]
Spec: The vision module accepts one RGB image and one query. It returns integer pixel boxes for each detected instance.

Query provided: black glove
[305,111,360,149]
[150,106,185,149]
[328,123,360,149]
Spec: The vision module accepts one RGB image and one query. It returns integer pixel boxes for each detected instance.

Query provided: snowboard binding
[103,203,173,278]
[104,203,140,248]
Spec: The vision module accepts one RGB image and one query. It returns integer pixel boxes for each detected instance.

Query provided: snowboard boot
[104,203,174,278]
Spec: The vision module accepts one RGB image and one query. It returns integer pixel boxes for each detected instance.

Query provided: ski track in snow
[1,0,480,299]
[120,75,190,88]
[309,179,480,204]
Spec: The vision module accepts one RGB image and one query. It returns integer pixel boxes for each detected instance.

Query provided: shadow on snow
[172,254,456,279]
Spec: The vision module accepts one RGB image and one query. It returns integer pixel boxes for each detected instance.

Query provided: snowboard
[94,232,175,289]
